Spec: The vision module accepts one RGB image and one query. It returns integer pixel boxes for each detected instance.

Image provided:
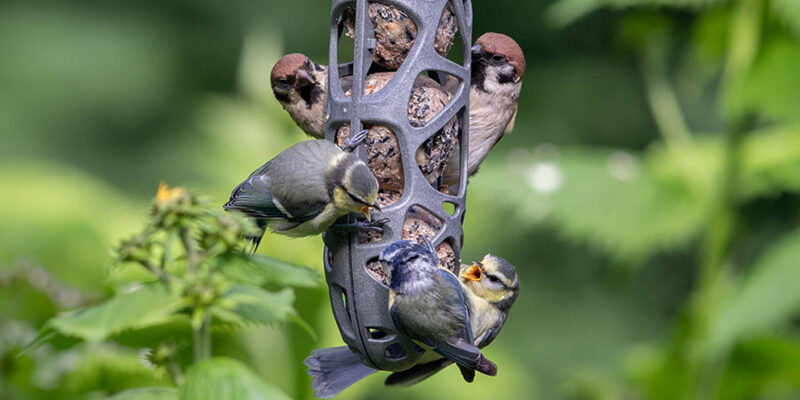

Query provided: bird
[443,32,526,187]
[382,240,497,382]
[270,53,329,139]
[341,2,458,70]
[384,254,520,385]
[223,139,380,252]
[304,250,518,397]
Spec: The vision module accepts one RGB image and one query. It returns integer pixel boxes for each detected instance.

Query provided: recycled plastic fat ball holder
[322,0,473,371]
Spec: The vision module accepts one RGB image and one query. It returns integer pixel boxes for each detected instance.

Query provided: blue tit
[385,254,519,386]
[382,240,497,383]
[223,139,379,251]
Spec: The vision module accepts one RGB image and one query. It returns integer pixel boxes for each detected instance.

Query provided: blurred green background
[2,0,800,398]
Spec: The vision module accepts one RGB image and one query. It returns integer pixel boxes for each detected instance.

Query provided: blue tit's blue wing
[429,269,481,372]
[225,172,325,223]
[434,268,474,343]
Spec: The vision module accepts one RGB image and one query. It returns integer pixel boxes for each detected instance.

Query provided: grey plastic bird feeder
[322,0,472,371]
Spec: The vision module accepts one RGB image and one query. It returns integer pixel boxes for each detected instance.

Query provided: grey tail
[304,346,377,399]
[384,358,453,386]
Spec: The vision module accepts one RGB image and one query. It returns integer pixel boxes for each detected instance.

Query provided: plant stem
[180,227,200,274]
[141,260,171,284]
[193,311,211,362]
[166,358,184,386]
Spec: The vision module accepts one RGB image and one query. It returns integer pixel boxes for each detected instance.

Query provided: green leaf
[708,229,800,354]
[475,148,705,263]
[108,387,179,400]
[727,38,800,122]
[220,254,321,288]
[62,347,171,394]
[212,284,314,338]
[545,0,730,27]
[772,0,800,37]
[718,335,800,400]
[740,124,800,197]
[31,283,183,345]
[180,357,290,400]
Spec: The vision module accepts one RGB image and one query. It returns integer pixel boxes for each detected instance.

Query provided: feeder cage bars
[323,0,473,371]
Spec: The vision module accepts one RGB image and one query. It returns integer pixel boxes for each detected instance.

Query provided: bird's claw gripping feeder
[323,0,473,371]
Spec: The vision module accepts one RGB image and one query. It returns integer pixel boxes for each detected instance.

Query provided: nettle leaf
[31,283,183,345]
[740,124,800,197]
[63,347,171,394]
[545,0,729,27]
[220,254,321,288]
[108,387,179,400]
[180,357,290,400]
[708,229,800,355]
[772,0,800,37]
[727,38,800,122]
[211,285,300,328]
[475,148,705,264]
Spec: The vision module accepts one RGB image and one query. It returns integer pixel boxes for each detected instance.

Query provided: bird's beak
[295,69,313,87]
[462,264,483,281]
[360,202,380,221]
[360,205,372,221]
[471,44,483,56]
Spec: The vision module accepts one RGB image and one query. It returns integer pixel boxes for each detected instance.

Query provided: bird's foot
[329,218,389,233]
[342,129,369,152]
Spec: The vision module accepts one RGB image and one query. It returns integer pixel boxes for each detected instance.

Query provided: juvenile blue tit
[443,32,526,186]
[304,252,518,396]
[223,140,380,251]
[385,254,520,386]
[382,240,497,383]
[271,54,329,139]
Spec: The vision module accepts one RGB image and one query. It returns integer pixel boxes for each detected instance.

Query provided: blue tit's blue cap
[379,240,437,267]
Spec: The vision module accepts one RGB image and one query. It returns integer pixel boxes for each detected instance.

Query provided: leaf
[772,0,800,37]
[62,347,171,394]
[545,0,730,27]
[739,124,800,197]
[475,147,705,264]
[708,229,800,355]
[30,283,183,345]
[180,357,290,400]
[220,254,321,288]
[212,285,291,325]
[718,335,800,400]
[108,387,179,400]
[726,38,800,122]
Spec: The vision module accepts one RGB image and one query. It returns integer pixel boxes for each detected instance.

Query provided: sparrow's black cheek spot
[497,70,517,85]
[298,83,323,108]
[273,90,290,104]
[471,63,488,92]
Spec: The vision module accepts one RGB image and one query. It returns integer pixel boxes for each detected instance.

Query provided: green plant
[23,183,320,399]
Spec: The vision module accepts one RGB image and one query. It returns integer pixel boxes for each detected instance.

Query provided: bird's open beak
[359,202,380,221]
[295,69,313,87]
[360,205,372,221]
[462,263,483,281]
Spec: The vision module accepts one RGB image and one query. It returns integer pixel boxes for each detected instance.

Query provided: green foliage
[180,358,291,400]
[36,284,182,344]
[24,184,318,397]
[108,388,179,400]
[546,0,730,27]
[709,229,800,354]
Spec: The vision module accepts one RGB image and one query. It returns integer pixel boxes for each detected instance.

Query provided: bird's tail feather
[305,346,377,399]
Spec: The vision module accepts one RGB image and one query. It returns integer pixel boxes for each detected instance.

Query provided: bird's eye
[277,78,290,85]
[492,54,505,62]
[487,274,501,283]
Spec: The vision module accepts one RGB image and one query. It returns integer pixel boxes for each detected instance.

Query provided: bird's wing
[476,317,505,348]
[430,269,481,370]
[224,168,326,223]
[384,358,453,386]
[434,268,474,343]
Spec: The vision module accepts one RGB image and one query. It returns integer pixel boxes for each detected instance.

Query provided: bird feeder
[322,0,473,371]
